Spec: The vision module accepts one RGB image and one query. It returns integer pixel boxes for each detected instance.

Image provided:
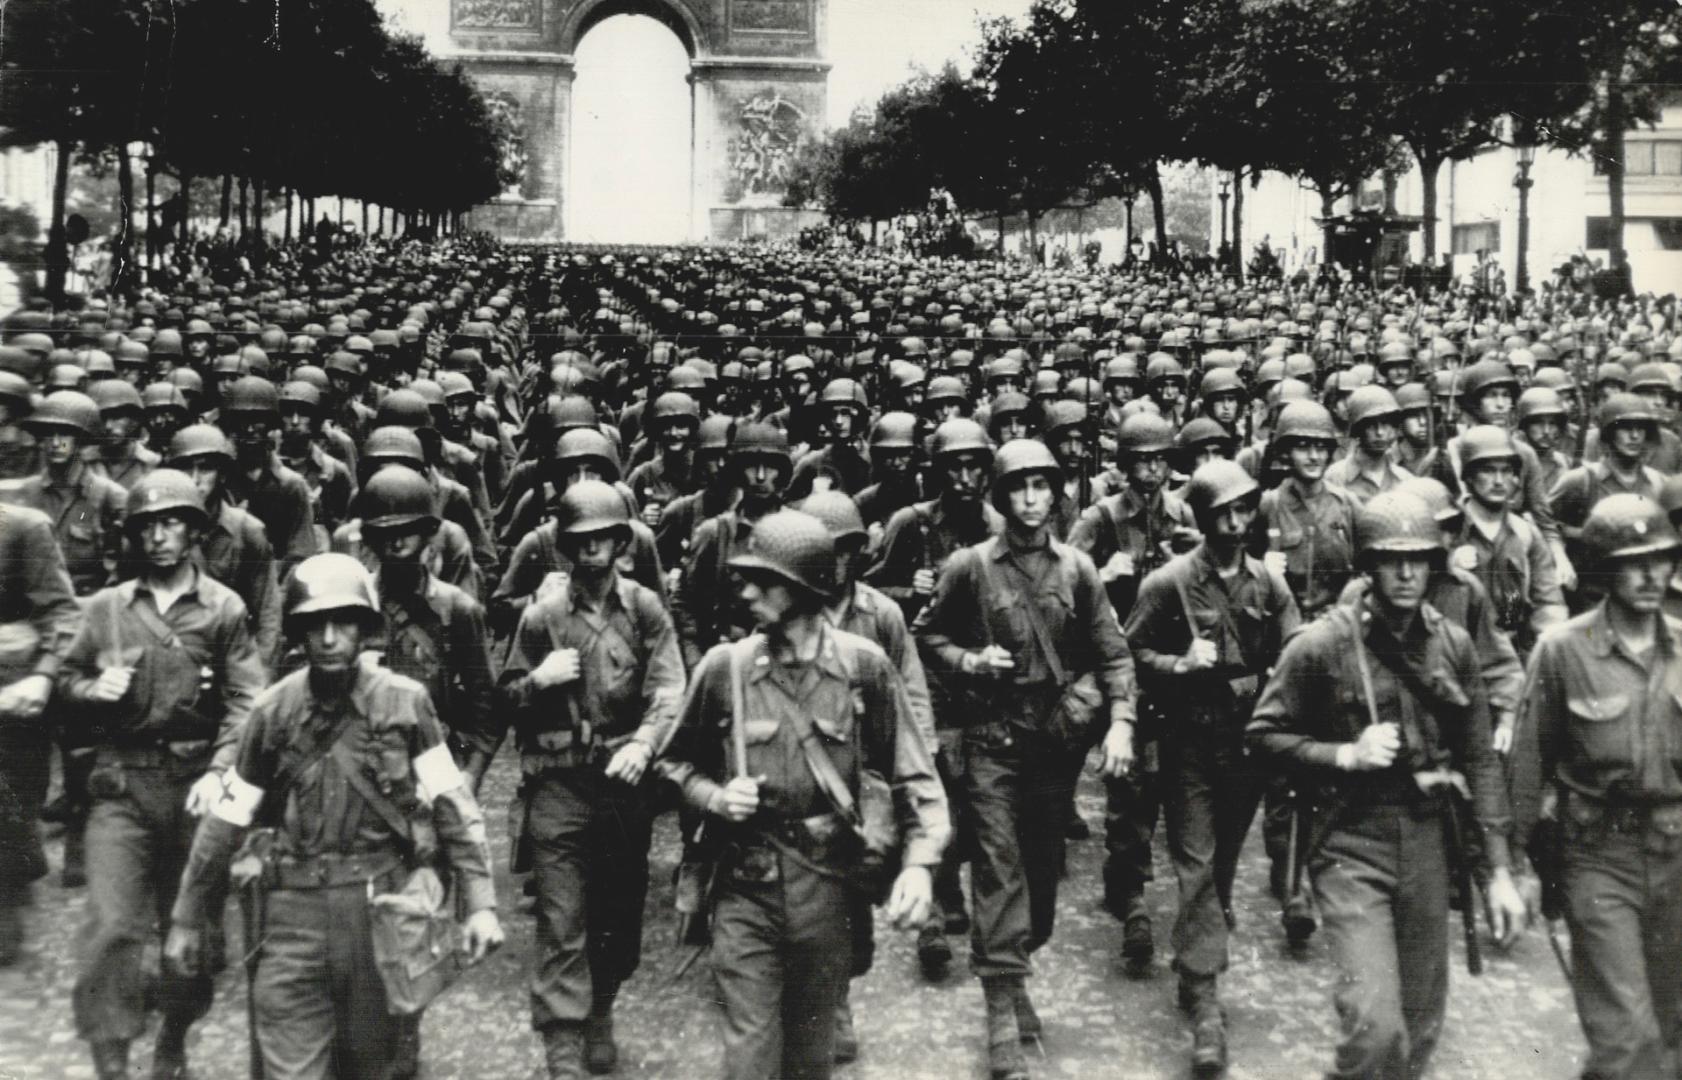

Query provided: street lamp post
[1218,176,1231,249]
[1515,142,1536,294]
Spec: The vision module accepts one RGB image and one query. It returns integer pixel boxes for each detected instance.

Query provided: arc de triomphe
[409,0,829,241]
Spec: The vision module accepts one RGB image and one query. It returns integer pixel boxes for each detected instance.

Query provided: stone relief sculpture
[453,0,541,30]
[725,90,807,202]
[485,92,530,199]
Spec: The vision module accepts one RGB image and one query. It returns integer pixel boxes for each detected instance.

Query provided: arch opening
[567,13,694,243]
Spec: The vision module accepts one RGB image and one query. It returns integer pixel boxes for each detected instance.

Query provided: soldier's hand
[867,521,885,548]
[89,666,135,703]
[1176,638,1218,673]
[1263,550,1288,579]
[1097,720,1135,778]
[163,924,203,977]
[461,909,504,964]
[885,865,933,930]
[1485,867,1527,949]
[533,648,581,688]
[716,775,764,822]
[1554,547,1577,592]
[967,645,1015,676]
[666,567,683,595]
[1492,719,1515,756]
[912,568,937,595]
[1101,551,1135,582]
[184,771,227,818]
[605,740,652,785]
[1347,722,1400,770]
[641,501,663,528]
[0,673,52,719]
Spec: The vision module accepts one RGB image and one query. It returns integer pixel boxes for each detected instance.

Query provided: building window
[1585,217,1682,251]
[1594,140,1682,175]
[1452,222,1500,255]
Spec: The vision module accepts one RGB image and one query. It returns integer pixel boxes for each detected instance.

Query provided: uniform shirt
[1067,484,1198,618]
[370,571,497,758]
[1322,447,1413,504]
[1256,477,1359,619]
[280,442,355,535]
[58,569,265,772]
[855,476,923,530]
[0,503,81,684]
[656,625,949,870]
[431,467,497,572]
[334,517,483,604]
[200,501,283,669]
[864,497,1002,623]
[1430,434,1562,547]
[1548,460,1664,570]
[1246,597,1511,871]
[825,580,935,753]
[492,518,665,636]
[1512,605,1682,837]
[786,442,872,501]
[86,441,158,490]
[170,660,498,927]
[627,455,696,511]
[498,572,684,758]
[654,484,733,572]
[913,532,1136,724]
[677,509,762,670]
[1125,542,1299,721]
[1451,507,1567,642]
[228,453,320,571]
[0,461,128,596]
[1581,424,1682,476]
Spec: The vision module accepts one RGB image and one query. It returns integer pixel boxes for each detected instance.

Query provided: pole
[1515,161,1534,295]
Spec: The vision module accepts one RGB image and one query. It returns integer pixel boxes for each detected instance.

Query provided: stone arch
[556,0,709,58]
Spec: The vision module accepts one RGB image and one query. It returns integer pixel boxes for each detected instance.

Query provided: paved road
[0,751,1584,1079]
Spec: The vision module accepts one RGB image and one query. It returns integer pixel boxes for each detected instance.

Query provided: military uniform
[200,499,284,668]
[280,441,356,538]
[86,441,159,491]
[865,498,1003,623]
[1450,507,1567,654]
[171,658,497,1080]
[1256,476,1359,619]
[0,459,128,596]
[369,569,496,765]
[1322,448,1412,504]
[492,517,666,634]
[228,452,322,573]
[334,517,484,604]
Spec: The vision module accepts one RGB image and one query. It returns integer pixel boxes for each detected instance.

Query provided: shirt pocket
[1567,692,1631,767]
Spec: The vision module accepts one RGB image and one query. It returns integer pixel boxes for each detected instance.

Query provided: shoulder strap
[329,737,414,852]
[269,702,364,818]
[984,552,1070,686]
[1346,609,1383,732]
[727,639,751,779]
[126,593,183,651]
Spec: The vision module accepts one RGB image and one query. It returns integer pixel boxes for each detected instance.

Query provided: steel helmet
[360,466,440,535]
[869,411,918,451]
[22,390,99,437]
[1394,382,1431,413]
[728,421,791,471]
[167,368,203,398]
[374,389,433,431]
[820,378,869,413]
[1118,413,1175,457]
[799,490,868,545]
[1197,368,1245,402]
[1393,476,1461,525]
[1598,392,1660,436]
[168,423,235,466]
[727,508,836,599]
[696,414,733,453]
[1457,425,1522,476]
[1461,359,1519,403]
[930,418,992,461]
[279,381,322,413]
[150,329,185,358]
[1176,417,1237,453]
[124,468,208,532]
[1031,369,1063,398]
[1103,355,1142,386]
[1184,459,1260,521]
[1283,353,1317,382]
[1594,363,1629,390]
[0,370,31,412]
[142,381,189,414]
[326,350,365,378]
[650,391,702,427]
[221,375,280,419]
[283,552,381,633]
[89,379,142,414]
[925,376,967,406]
[1355,492,1441,558]
[1344,385,1401,430]
[991,438,1063,512]
[1273,400,1338,444]
[1581,493,1682,568]
[437,371,477,403]
[549,395,599,433]
[1515,387,1567,425]
[1144,353,1184,385]
[363,426,428,470]
[555,428,622,481]
[1627,362,1676,397]
[1041,400,1089,441]
[555,478,631,539]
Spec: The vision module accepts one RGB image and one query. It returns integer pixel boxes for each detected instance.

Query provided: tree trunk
[1319,186,1337,269]
[378,204,385,235]
[144,158,157,271]
[283,187,293,242]
[1145,167,1168,259]
[997,214,1005,252]
[220,173,233,228]
[361,200,369,234]
[1231,167,1245,284]
[114,148,136,294]
[1416,151,1443,261]
[238,176,249,235]
[1604,54,1629,282]
[44,140,72,303]
[178,172,192,251]
[1028,211,1039,263]
[253,177,265,239]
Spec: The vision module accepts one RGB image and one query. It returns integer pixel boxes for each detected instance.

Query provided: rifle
[1442,788,1484,976]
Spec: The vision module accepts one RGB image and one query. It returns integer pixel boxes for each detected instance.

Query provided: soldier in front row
[1248,491,1526,1080]
[58,471,266,1080]
[656,509,948,1080]
[1512,494,1682,1080]
[496,481,685,1080]
[165,554,504,1080]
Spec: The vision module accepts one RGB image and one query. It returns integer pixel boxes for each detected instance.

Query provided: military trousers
[929,729,972,923]
[1311,802,1450,1080]
[0,723,50,896]
[1562,813,1682,1080]
[527,763,654,1031]
[1103,757,1160,920]
[73,766,213,1044]
[1161,724,1261,976]
[253,874,402,1080]
[963,721,1079,979]
[712,846,853,1080]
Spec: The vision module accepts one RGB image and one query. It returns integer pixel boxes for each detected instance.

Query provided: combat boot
[982,976,1028,1080]
[917,916,952,981]
[833,983,859,1064]
[544,1022,586,1080]
[91,1039,129,1080]
[1191,1001,1228,1078]
[1282,891,1316,950]
[585,997,618,1075]
[1119,894,1154,975]
[150,1017,190,1080]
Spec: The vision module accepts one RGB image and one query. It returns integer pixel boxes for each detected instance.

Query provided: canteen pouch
[1045,670,1105,748]
[369,865,463,1016]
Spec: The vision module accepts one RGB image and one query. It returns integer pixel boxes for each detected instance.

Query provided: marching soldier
[219,375,322,574]
[1549,393,1667,605]
[1125,460,1298,1075]
[495,481,684,1079]
[86,380,159,490]
[913,439,1135,1080]
[58,470,266,1080]
[165,553,504,1080]
[655,508,948,1080]
[1248,490,1526,1080]
[277,379,357,539]
[1323,386,1411,504]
